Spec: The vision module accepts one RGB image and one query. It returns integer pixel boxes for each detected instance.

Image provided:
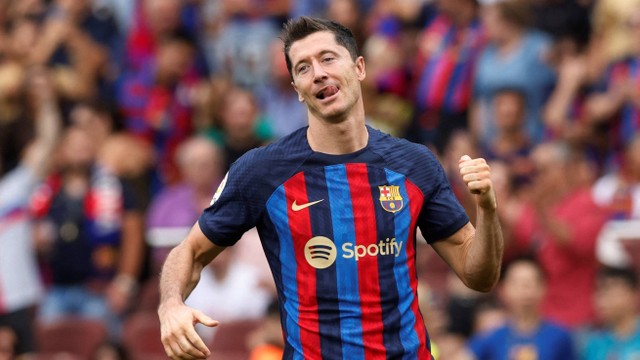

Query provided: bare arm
[22,69,61,176]
[107,210,145,314]
[432,156,503,292]
[158,222,225,360]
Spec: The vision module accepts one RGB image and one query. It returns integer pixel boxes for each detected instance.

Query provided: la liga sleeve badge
[210,172,228,206]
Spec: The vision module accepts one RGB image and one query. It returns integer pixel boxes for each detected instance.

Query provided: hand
[459,155,497,210]
[159,300,218,359]
[106,274,137,315]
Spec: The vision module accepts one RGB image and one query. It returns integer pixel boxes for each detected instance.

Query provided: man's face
[501,262,545,314]
[289,31,365,123]
[594,278,637,325]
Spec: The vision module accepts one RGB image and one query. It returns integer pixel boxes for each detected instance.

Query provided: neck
[497,28,524,54]
[613,313,638,338]
[511,310,541,334]
[307,106,368,155]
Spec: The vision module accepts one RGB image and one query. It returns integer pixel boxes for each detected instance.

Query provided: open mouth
[316,85,339,100]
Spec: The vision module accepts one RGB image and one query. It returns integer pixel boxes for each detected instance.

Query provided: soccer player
[158,16,503,360]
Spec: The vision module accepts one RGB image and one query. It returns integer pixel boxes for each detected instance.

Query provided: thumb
[459,155,472,162]
[193,310,219,328]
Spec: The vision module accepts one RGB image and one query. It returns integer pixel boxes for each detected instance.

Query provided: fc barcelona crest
[378,185,404,213]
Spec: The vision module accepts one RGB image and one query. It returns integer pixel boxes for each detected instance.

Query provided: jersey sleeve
[414,147,469,244]
[198,150,265,246]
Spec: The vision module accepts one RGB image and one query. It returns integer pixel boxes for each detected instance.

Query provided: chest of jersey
[266,163,423,272]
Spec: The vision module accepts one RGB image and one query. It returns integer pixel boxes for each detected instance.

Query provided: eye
[297,64,310,75]
[322,56,335,63]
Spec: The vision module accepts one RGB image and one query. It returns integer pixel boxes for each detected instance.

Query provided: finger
[177,335,208,359]
[467,180,490,193]
[459,162,490,176]
[463,171,491,183]
[459,154,472,162]
[167,341,185,360]
[183,324,211,357]
[194,310,219,328]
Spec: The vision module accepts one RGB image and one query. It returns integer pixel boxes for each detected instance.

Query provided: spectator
[409,0,484,153]
[482,88,534,189]
[146,136,224,272]
[509,141,609,327]
[118,28,202,189]
[592,134,640,268]
[207,87,271,172]
[0,69,61,359]
[593,133,640,220]
[256,39,308,139]
[124,0,194,71]
[585,4,640,169]
[466,257,576,360]
[472,0,556,146]
[202,1,280,90]
[29,0,114,102]
[581,266,640,360]
[32,125,145,340]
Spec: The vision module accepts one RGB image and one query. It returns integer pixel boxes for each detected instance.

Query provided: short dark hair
[496,0,533,29]
[597,265,639,290]
[280,16,359,78]
[501,255,546,283]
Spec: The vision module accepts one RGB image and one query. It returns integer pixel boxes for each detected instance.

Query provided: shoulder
[368,126,438,166]
[237,127,309,165]
[368,127,444,186]
[225,128,312,193]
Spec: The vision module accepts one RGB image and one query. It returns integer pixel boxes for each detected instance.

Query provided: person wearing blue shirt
[581,266,640,360]
[467,257,576,360]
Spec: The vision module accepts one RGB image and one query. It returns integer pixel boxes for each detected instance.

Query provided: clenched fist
[459,155,497,210]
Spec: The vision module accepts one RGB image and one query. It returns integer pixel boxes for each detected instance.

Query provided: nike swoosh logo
[292,199,324,211]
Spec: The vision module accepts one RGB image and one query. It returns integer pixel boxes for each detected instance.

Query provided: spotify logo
[304,236,337,269]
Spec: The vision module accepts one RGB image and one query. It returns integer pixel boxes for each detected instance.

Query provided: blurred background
[0,0,639,359]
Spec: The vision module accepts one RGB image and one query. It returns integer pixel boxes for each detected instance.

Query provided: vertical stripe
[383,169,422,359]
[443,62,467,112]
[267,186,303,359]
[368,168,404,357]
[306,168,344,359]
[284,173,322,360]
[428,49,458,110]
[405,177,431,359]
[345,164,386,359]
[325,165,365,360]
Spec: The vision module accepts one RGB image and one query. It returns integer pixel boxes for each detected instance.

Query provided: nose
[311,60,328,83]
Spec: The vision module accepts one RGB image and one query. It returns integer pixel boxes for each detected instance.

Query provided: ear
[355,56,366,81]
[291,81,305,103]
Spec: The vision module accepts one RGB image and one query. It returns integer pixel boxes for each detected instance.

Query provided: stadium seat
[122,311,165,360]
[35,317,107,359]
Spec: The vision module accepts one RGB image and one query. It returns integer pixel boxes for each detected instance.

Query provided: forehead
[288,31,346,62]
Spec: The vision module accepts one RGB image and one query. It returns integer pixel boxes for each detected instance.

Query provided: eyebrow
[293,49,339,72]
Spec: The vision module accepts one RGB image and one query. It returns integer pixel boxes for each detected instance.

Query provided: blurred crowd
[0,0,640,359]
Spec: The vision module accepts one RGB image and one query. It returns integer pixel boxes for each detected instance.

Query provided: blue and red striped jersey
[198,126,469,359]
